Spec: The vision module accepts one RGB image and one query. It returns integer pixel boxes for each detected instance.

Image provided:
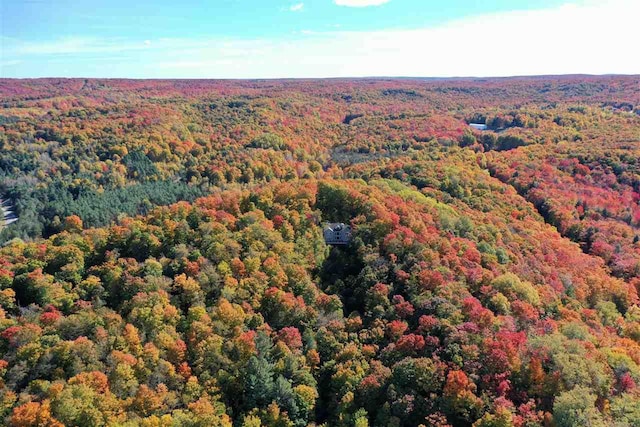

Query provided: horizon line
[2,73,639,82]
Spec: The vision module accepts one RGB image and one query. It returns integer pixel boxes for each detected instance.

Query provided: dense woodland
[0,76,640,426]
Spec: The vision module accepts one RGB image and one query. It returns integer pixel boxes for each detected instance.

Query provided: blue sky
[1,0,638,78]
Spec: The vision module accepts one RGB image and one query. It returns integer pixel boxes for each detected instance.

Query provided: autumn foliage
[0,76,639,425]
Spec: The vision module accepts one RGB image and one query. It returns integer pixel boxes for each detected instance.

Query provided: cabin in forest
[323,223,352,245]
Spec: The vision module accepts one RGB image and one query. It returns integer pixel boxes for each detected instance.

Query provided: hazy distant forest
[1,76,640,426]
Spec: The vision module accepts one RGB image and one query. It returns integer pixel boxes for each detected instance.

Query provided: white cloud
[159,0,640,78]
[290,3,304,11]
[1,60,22,67]
[6,37,207,56]
[334,0,390,7]
[3,0,640,78]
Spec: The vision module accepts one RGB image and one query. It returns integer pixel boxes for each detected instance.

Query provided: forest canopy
[0,76,640,426]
